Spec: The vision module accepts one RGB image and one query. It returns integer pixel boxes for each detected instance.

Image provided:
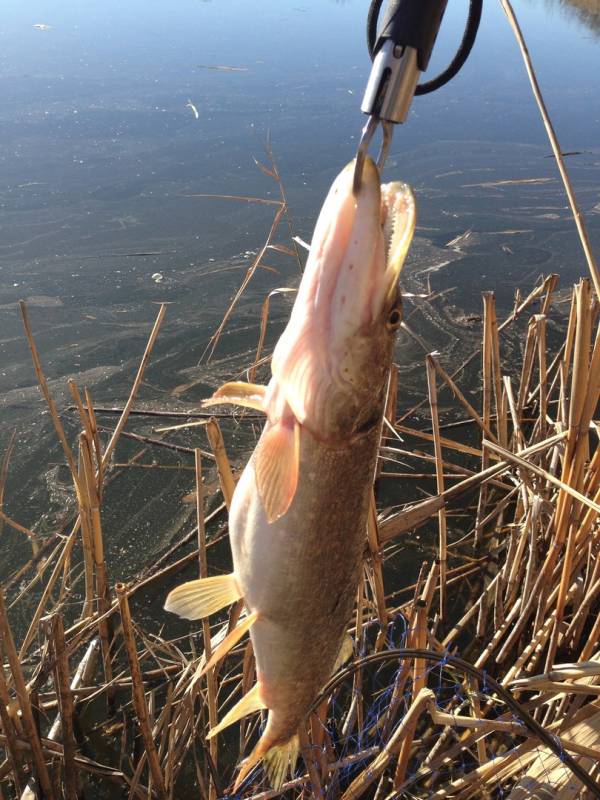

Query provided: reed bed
[1,258,599,799]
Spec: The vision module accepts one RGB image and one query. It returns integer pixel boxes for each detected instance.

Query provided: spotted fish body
[165,157,415,789]
[229,410,383,751]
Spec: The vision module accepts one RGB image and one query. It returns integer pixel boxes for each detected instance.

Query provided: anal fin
[207,683,265,739]
[164,573,241,620]
[255,418,300,523]
[202,381,266,412]
[198,611,258,678]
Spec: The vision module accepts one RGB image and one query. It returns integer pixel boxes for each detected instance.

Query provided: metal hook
[352,115,379,195]
[352,117,394,195]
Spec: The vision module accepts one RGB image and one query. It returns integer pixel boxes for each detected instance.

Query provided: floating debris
[151,272,164,283]
[196,63,248,72]
[462,177,555,188]
[186,99,199,119]
[445,229,472,248]
[33,23,51,30]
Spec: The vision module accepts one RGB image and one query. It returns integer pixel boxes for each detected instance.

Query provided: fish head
[270,157,416,441]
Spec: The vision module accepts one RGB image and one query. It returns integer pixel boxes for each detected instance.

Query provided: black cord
[366,0,483,95]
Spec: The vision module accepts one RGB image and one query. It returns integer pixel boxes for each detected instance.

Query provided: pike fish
[165,156,415,790]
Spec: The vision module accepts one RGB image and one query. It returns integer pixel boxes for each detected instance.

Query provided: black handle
[375,0,449,71]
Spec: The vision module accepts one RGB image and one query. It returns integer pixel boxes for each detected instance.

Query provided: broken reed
[1,267,599,798]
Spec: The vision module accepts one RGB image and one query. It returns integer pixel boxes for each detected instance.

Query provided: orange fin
[198,611,258,678]
[202,381,266,412]
[255,418,300,523]
[207,683,265,739]
[164,573,241,620]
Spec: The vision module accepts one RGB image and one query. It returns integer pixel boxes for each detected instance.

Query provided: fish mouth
[322,156,416,335]
[269,157,415,431]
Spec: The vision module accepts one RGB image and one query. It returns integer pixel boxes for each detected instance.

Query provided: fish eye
[387,307,402,330]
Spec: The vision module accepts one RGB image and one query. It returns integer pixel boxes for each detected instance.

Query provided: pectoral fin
[255,418,300,523]
[202,381,267,412]
[164,573,241,620]
[207,683,265,739]
[198,611,258,677]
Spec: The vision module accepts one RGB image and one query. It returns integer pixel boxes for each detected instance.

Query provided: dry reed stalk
[522,496,542,605]
[77,443,96,620]
[366,492,388,650]
[503,375,525,452]
[18,524,80,658]
[476,589,489,640]
[474,596,522,668]
[84,387,103,489]
[395,424,483,458]
[0,431,16,541]
[45,614,78,800]
[101,304,167,470]
[69,380,96,460]
[0,511,39,543]
[516,315,538,421]
[205,418,236,509]
[392,563,438,788]
[426,356,447,618]
[499,0,600,297]
[19,301,82,498]
[475,293,495,545]
[0,588,55,798]
[467,676,487,766]
[535,314,548,444]
[441,575,498,649]
[80,433,114,696]
[116,584,167,799]
[195,449,218,800]
[249,287,296,383]
[379,564,427,741]
[204,201,288,361]
[298,724,324,800]
[0,648,26,795]
[375,366,398,484]
[487,293,506,447]
[533,284,597,665]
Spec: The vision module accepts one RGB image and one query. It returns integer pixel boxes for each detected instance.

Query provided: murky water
[1,0,599,594]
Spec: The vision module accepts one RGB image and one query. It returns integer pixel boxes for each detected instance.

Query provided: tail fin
[234,733,300,792]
